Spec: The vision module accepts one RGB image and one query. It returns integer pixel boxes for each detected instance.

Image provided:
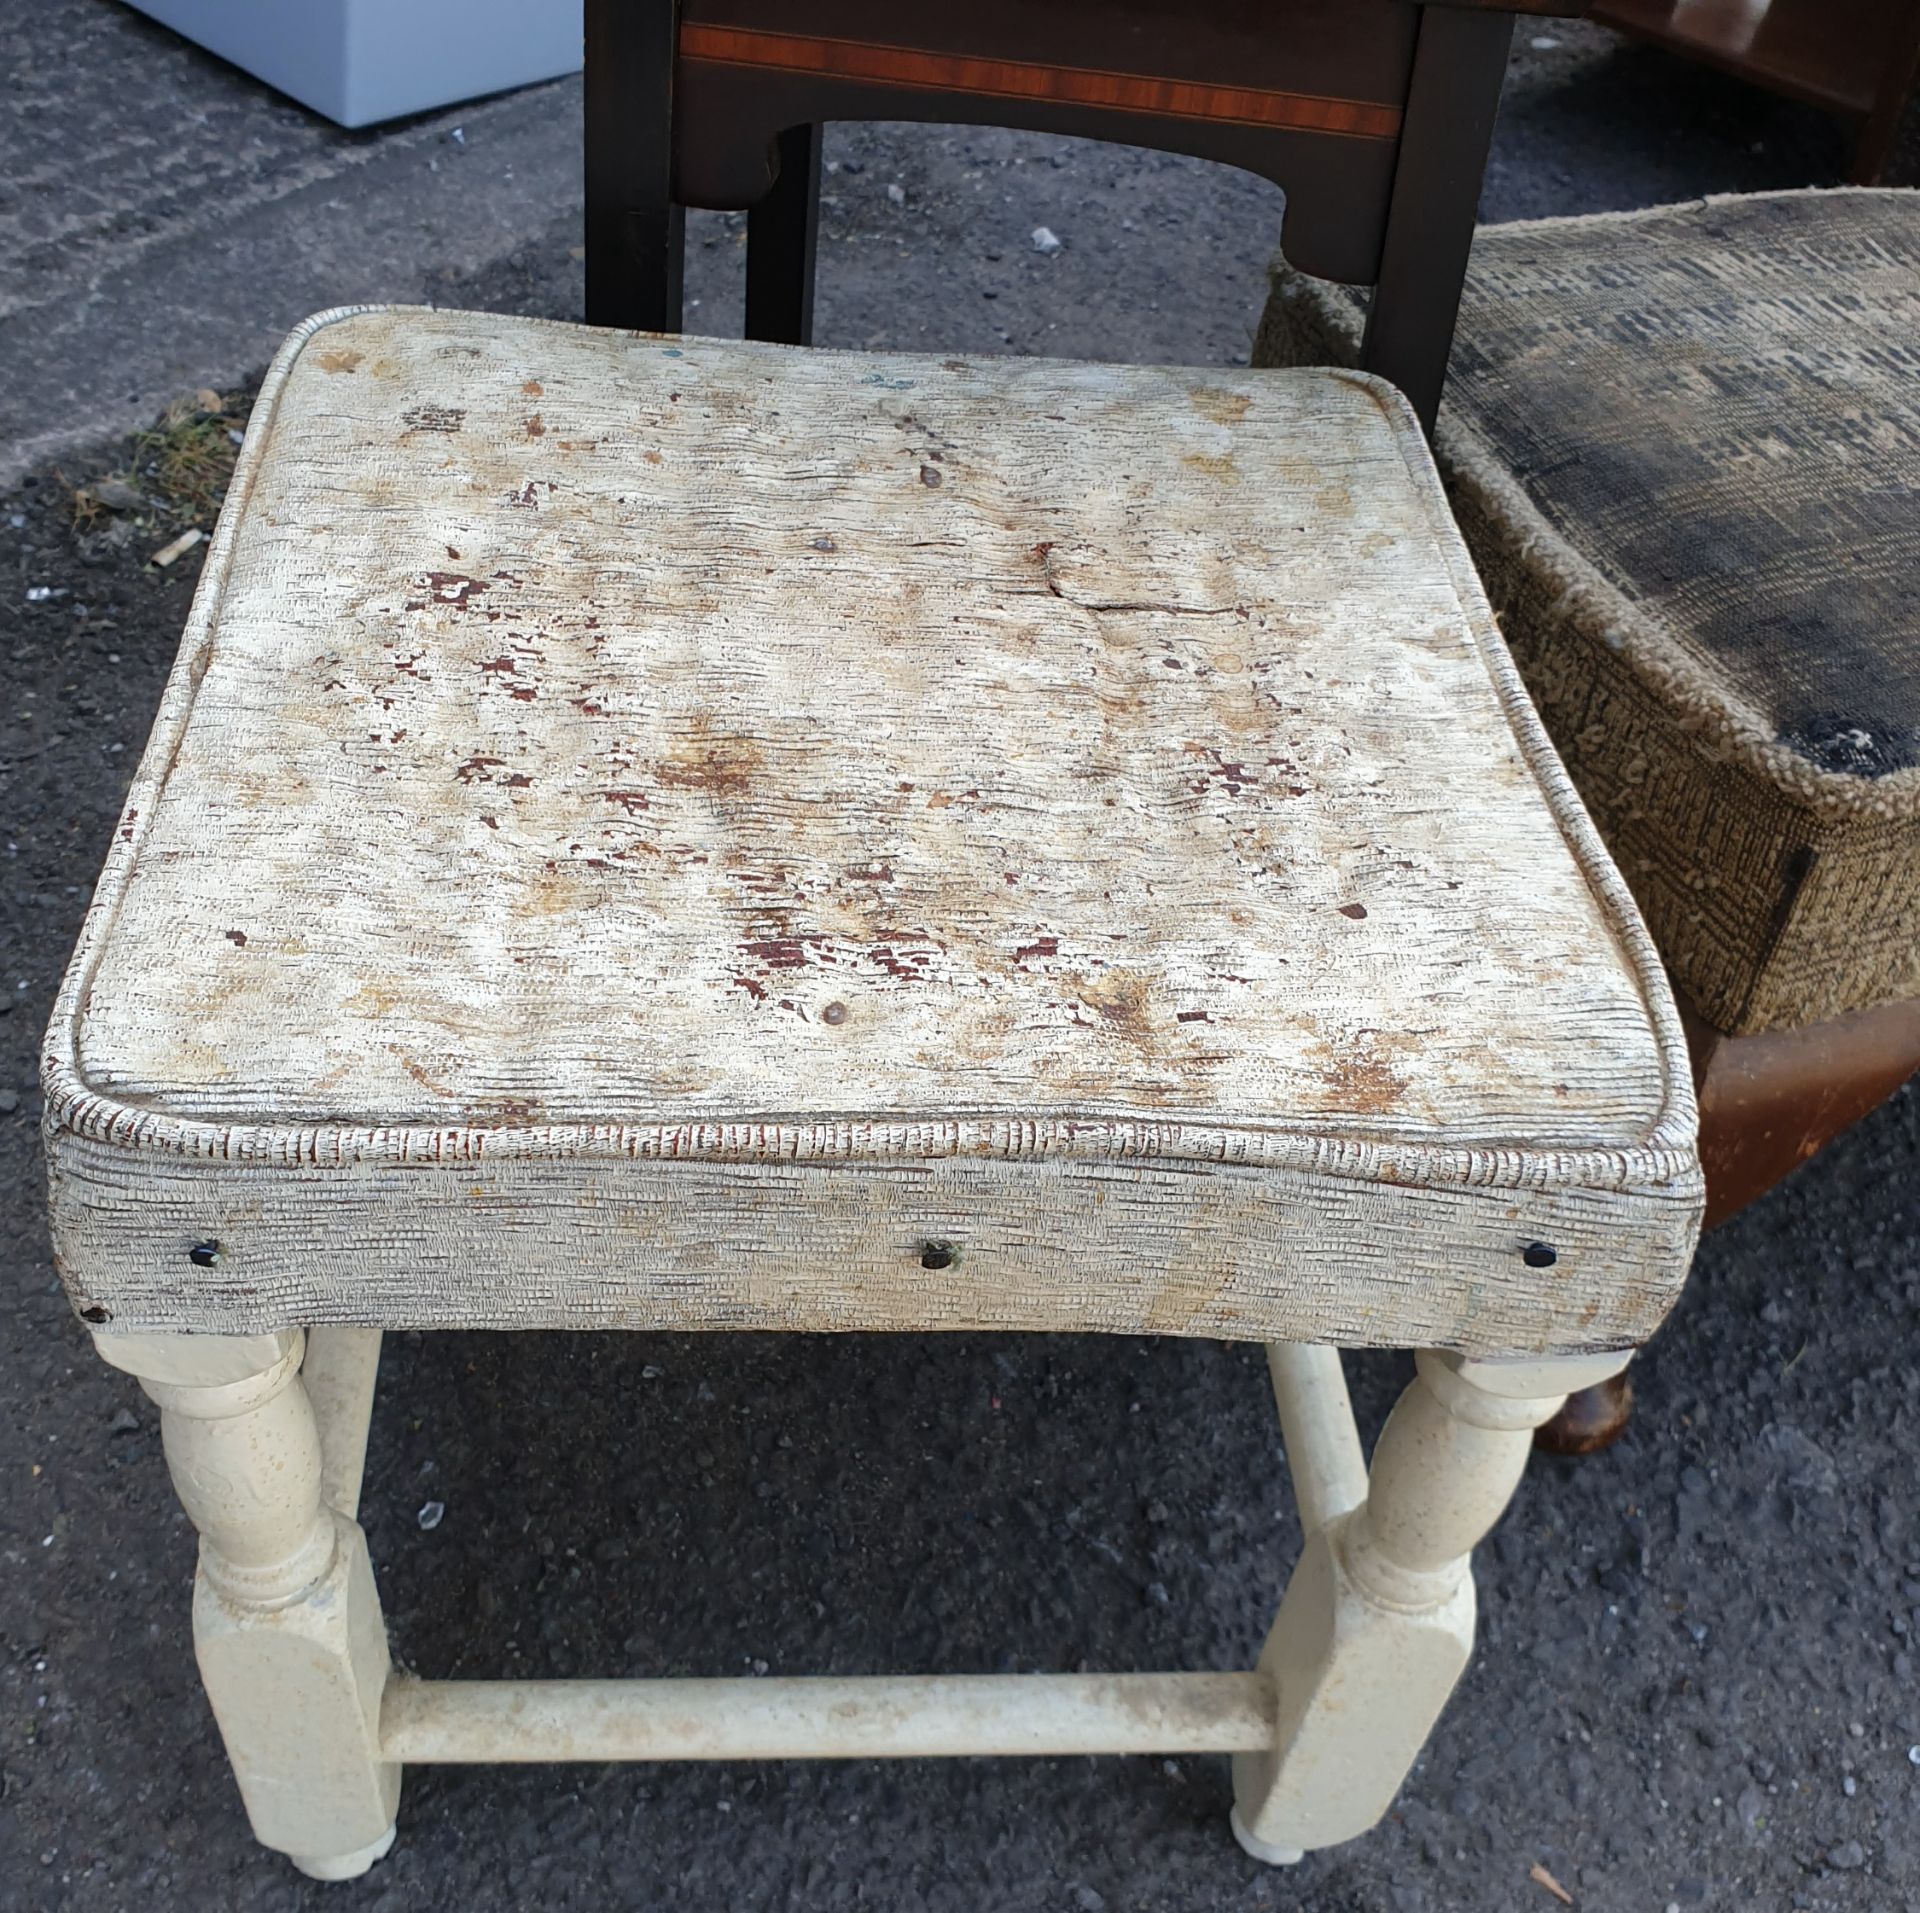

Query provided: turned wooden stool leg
[1233,1348,1630,1863]
[96,1330,400,1880]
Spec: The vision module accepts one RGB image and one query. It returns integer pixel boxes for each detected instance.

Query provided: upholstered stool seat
[1254,187,1920,1041]
[43,308,1699,1878]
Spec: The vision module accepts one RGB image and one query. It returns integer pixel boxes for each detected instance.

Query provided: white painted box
[126,0,582,128]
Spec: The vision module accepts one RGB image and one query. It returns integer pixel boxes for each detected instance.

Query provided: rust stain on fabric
[1316,1037,1410,1114]
[657,716,764,796]
[1071,970,1155,1043]
[1181,452,1238,482]
[1191,388,1252,425]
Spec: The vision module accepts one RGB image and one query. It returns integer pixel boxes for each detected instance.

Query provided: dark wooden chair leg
[746,125,823,345]
[1539,995,1920,1455]
[1536,1373,1634,1456]
[1360,4,1513,435]
[1688,996,1920,1231]
[585,0,684,331]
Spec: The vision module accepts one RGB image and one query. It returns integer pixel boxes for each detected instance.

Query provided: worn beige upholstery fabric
[43,307,1699,1350]
[1253,188,1920,1037]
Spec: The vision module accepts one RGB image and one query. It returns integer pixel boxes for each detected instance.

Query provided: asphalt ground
[4,8,1917,1911]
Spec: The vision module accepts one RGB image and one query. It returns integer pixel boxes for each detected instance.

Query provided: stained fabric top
[64,307,1675,1154]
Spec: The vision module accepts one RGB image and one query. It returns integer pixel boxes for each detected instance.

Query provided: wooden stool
[42,306,1701,1879]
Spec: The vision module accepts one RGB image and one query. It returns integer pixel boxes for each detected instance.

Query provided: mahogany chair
[583,0,1587,434]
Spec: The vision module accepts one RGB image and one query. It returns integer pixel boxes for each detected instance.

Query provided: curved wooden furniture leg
[1538,995,1920,1456]
[1534,1371,1633,1456]
[1686,996,1920,1232]
[96,1330,400,1880]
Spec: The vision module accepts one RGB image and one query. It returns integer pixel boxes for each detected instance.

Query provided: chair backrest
[585,0,1579,431]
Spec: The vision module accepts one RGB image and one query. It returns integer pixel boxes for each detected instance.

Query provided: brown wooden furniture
[1591,0,1920,184]
[1251,187,1920,1456]
[1688,999,1920,1233]
[584,0,1587,433]
[1538,995,1920,1452]
[1541,998,1920,1451]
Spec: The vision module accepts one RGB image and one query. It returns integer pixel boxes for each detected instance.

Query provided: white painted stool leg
[97,1330,400,1881]
[1231,1348,1631,1865]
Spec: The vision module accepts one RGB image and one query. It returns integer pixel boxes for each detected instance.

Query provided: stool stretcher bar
[380,1672,1278,1764]
[96,1327,1627,1877]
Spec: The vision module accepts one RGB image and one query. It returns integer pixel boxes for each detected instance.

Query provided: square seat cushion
[43,308,1699,1352]
[1254,188,1920,1036]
